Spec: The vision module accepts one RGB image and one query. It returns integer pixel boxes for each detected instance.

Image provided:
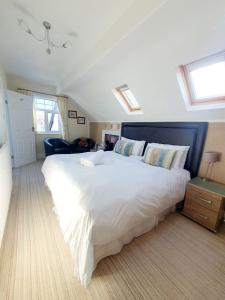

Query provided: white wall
[0,65,12,248]
[67,98,89,141]
[62,0,225,122]
[6,73,57,95]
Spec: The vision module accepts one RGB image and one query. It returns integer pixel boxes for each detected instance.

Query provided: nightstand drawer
[186,185,222,212]
[183,200,218,230]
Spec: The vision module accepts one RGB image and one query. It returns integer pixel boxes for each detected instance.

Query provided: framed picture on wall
[68,110,77,118]
[77,117,85,124]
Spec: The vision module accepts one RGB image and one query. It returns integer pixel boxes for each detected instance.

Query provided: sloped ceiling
[59,0,225,122]
[1,0,225,122]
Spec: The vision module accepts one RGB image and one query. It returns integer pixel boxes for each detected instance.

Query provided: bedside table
[182,177,225,232]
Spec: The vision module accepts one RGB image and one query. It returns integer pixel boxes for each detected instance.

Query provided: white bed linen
[42,151,190,287]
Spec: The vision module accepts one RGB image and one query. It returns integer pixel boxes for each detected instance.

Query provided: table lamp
[202,151,219,181]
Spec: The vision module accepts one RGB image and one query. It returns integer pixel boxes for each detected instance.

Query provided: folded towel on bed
[80,150,106,167]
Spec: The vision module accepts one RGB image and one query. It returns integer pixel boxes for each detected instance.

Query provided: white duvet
[42,151,190,287]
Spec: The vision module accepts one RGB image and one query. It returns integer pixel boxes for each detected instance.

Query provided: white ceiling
[1,0,225,122]
[0,0,135,85]
[61,0,225,122]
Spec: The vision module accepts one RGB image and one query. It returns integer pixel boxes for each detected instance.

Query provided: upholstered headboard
[121,122,208,178]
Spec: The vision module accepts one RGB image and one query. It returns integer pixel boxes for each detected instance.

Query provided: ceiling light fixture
[18,19,72,55]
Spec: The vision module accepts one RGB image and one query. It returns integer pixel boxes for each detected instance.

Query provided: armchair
[71,137,95,153]
[43,138,71,157]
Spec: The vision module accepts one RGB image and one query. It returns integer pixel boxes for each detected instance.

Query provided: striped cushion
[114,140,134,156]
[143,147,176,169]
[121,137,145,156]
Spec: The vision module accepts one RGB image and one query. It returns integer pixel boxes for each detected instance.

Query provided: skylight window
[113,85,143,114]
[177,51,225,110]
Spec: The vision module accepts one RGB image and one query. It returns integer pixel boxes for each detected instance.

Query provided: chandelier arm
[50,40,72,48]
[50,41,62,48]
[30,30,46,42]
[46,29,51,47]
[18,19,46,42]
[49,37,66,48]
[18,19,72,54]
[48,29,72,48]
[62,41,72,48]
[31,32,46,42]
[45,29,52,54]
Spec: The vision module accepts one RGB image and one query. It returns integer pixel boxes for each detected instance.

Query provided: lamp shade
[202,151,219,163]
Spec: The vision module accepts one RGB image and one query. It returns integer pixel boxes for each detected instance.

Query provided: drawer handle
[196,213,208,220]
[198,197,212,205]
[192,193,212,204]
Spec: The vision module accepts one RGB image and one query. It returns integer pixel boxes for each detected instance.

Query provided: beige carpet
[1,161,225,300]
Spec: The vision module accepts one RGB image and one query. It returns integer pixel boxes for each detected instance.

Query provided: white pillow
[121,137,145,156]
[146,143,190,169]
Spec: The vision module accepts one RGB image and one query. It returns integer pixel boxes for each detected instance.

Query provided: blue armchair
[43,138,71,157]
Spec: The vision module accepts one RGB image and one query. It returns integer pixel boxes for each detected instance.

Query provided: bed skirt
[93,205,175,272]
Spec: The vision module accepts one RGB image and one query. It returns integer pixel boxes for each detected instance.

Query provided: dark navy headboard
[121,122,208,178]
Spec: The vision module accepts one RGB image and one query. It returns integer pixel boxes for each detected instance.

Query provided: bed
[42,122,208,287]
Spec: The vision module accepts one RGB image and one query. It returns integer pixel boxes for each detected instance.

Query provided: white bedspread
[42,151,190,287]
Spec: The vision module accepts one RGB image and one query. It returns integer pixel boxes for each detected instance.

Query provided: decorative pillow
[146,143,190,169]
[143,147,176,169]
[121,137,145,156]
[114,140,134,156]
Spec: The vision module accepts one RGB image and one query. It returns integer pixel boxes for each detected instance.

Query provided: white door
[7,90,36,168]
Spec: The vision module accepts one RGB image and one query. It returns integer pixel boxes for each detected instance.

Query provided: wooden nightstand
[182,177,225,232]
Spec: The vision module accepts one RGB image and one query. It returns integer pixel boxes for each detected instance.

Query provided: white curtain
[57,96,69,140]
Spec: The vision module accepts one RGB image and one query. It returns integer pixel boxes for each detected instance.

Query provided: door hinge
[11,155,14,159]
[5,99,8,104]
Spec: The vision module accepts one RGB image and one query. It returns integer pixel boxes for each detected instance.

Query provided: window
[34,95,62,134]
[178,51,225,110]
[113,85,143,114]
